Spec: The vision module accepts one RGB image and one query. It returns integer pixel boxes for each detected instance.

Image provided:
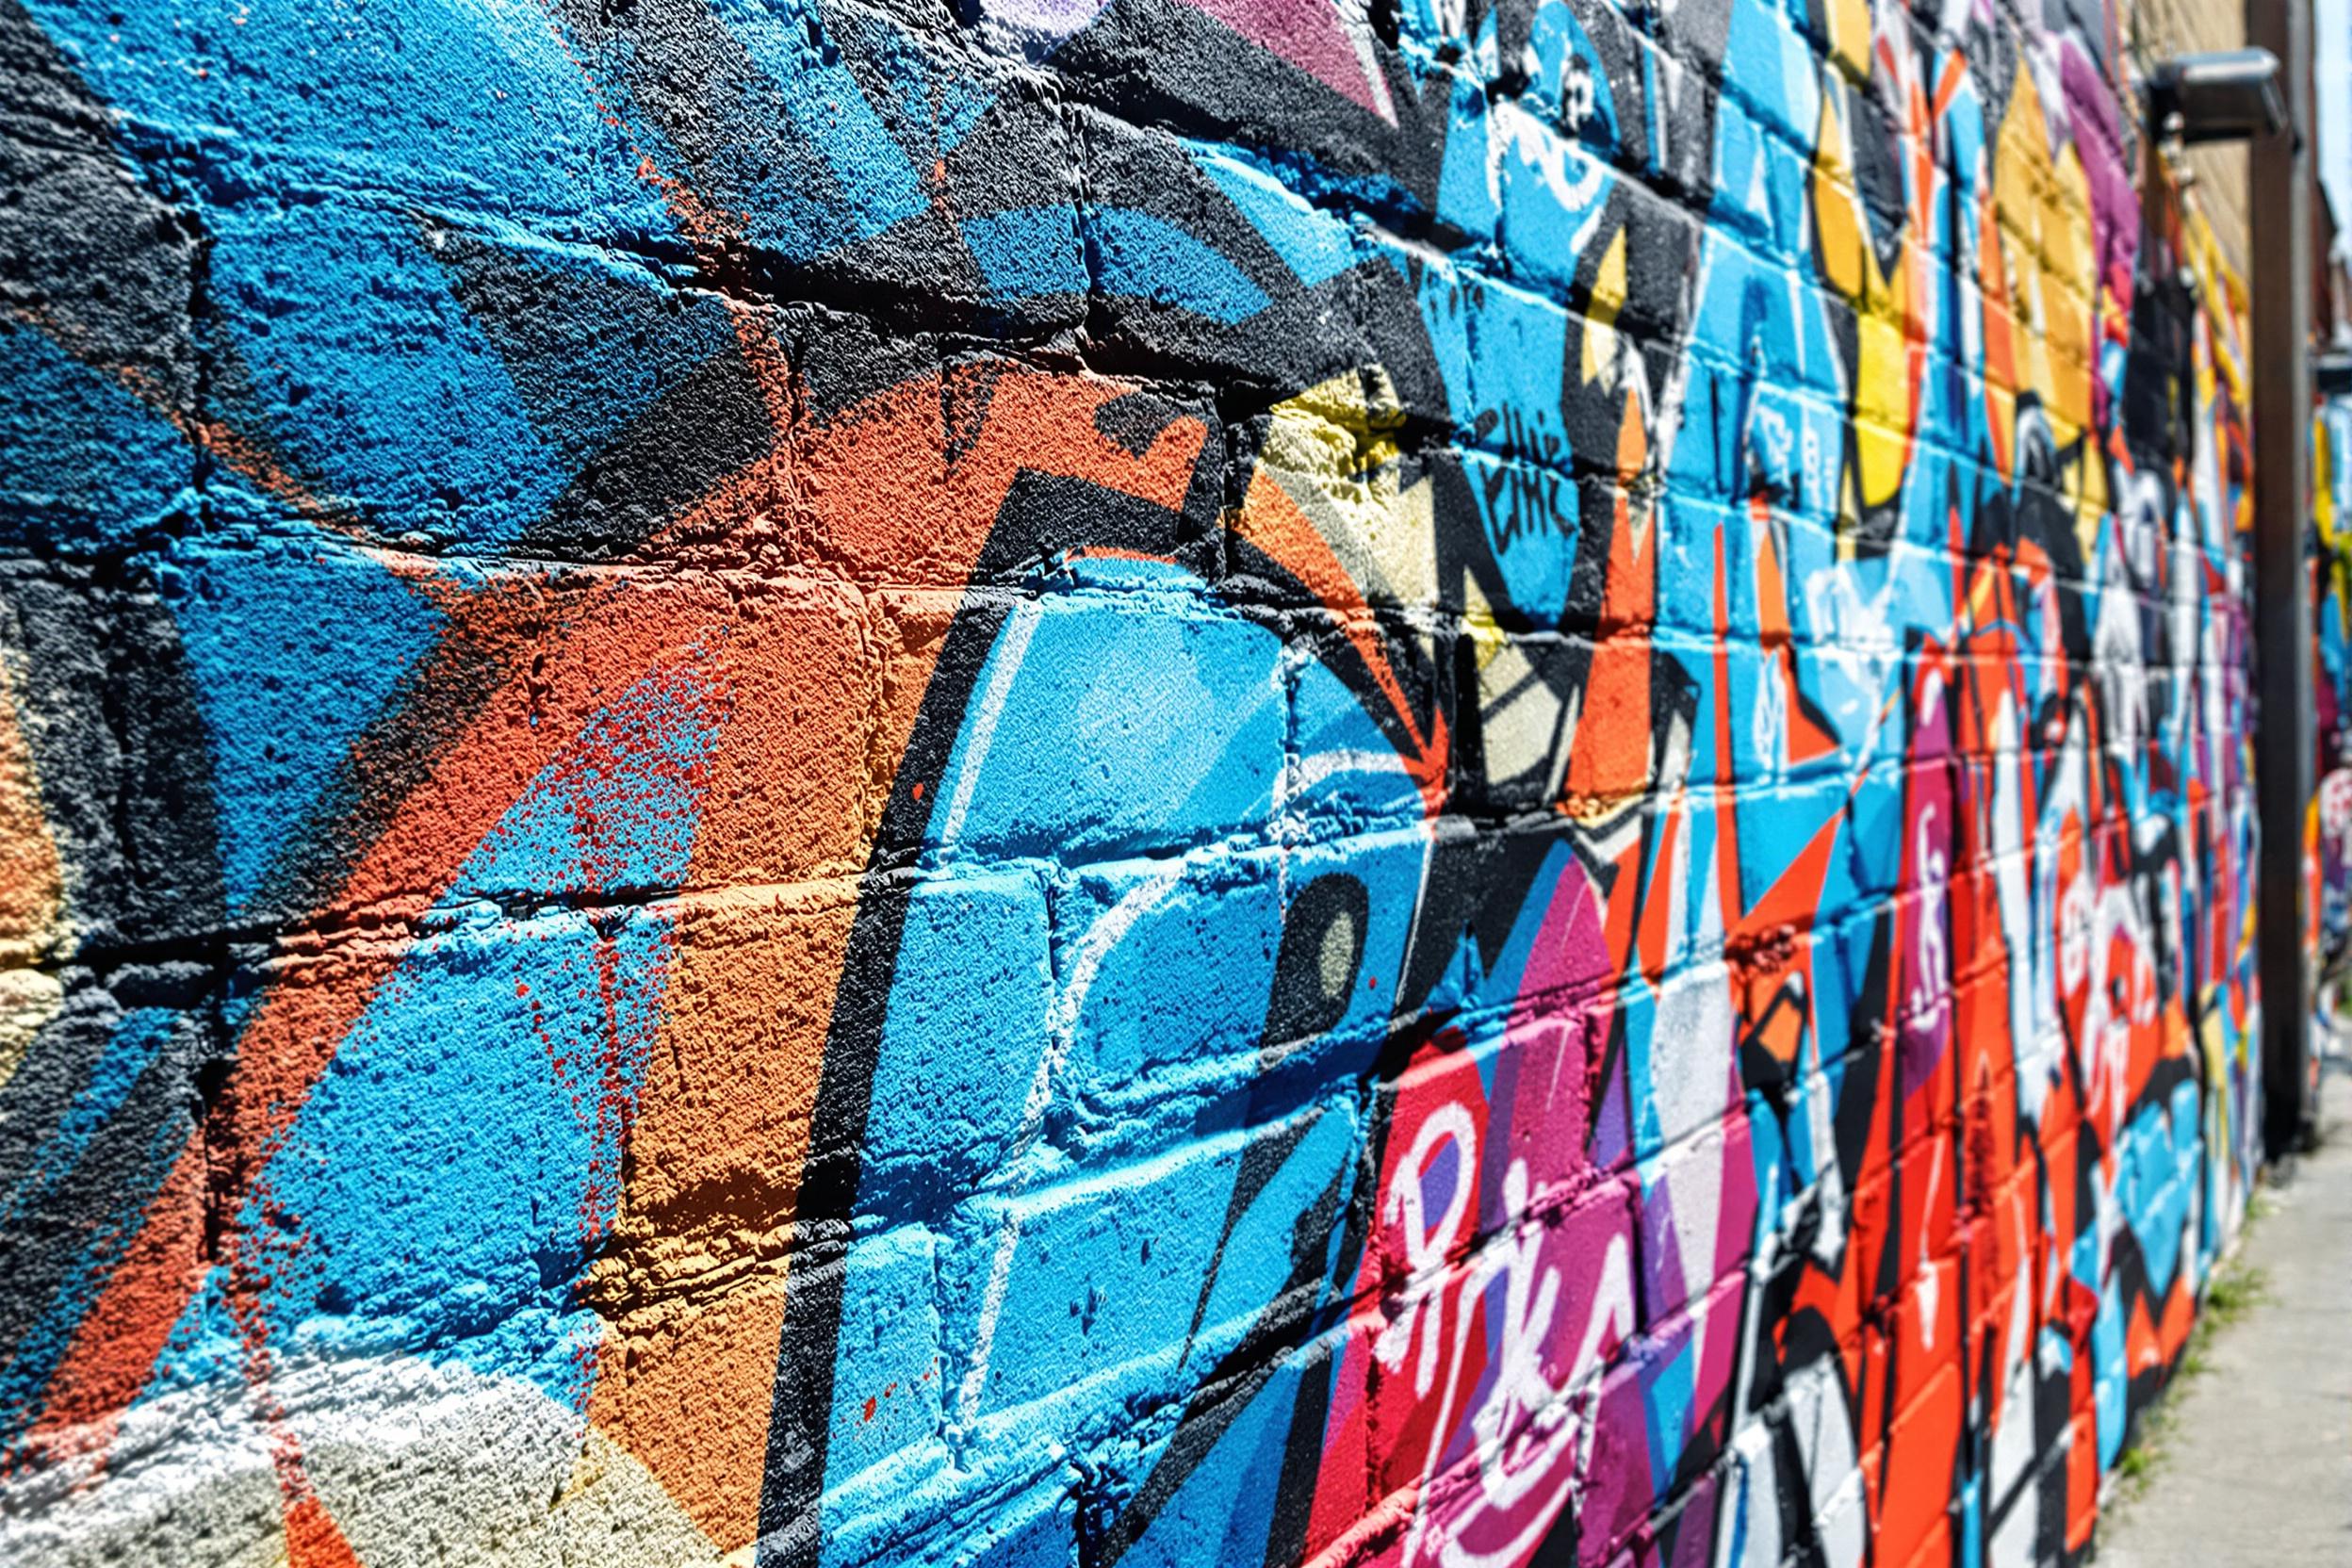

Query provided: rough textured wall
[0,0,2265,1564]
[2116,0,2248,278]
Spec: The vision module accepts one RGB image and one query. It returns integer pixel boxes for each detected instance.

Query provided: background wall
[0,0,2265,1565]
[2316,393,2352,980]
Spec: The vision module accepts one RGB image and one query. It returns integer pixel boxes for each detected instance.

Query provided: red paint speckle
[862,1396,877,1424]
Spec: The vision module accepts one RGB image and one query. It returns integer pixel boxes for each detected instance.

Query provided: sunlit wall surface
[0,0,2264,1564]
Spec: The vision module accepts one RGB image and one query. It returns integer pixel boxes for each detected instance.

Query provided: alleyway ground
[2096,1063,2352,1565]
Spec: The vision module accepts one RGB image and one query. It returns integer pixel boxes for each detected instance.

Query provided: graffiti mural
[2314,392,2352,1000]
[0,0,2263,1562]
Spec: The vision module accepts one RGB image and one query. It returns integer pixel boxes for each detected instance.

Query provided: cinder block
[0,0,2274,1562]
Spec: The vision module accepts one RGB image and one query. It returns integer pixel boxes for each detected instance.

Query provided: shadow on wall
[0,0,2268,1565]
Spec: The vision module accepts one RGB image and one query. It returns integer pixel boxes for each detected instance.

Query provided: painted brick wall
[2317,394,2352,977]
[0,0,2265,1564]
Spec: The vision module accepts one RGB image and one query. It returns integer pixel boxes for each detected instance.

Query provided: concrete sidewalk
[2095,1066,2352,1566]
